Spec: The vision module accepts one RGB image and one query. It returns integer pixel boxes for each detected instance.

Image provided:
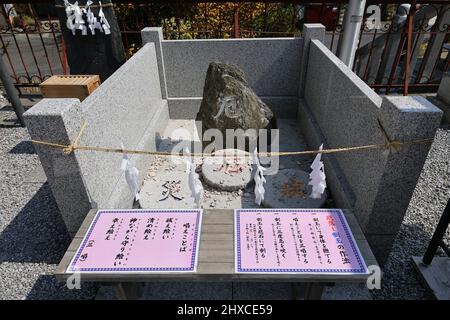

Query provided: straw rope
[30,120,433,158]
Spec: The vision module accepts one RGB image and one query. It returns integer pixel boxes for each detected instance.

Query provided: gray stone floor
[0,103,448,300]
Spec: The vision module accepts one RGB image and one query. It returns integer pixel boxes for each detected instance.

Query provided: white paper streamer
[121,143,140,201]
[64,0,77,35]
[63,0,86,35]
[98,1,111,35]
[253,148,266,206]
[85,1,101,35]
[309,144,327,199]
[184,147,204,208]
[63,0,110,36]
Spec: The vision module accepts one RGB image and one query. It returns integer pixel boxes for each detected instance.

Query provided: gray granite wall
[24,43,168,235]
[142,28,303,119]
[299,37,442,264]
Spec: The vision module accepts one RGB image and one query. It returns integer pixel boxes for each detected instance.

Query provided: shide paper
[184,148,204,208]
[121,143,140,201]
[309,144,327,199]
[64,0,111,36]
[253,148,266,206]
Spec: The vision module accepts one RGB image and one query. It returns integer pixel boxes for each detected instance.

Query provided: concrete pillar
[23,98,92,236]
[437,72,450,105]
[55,0,125,82]
[141,27,168,99]
[368,95,443,264]
[299,23,325,98]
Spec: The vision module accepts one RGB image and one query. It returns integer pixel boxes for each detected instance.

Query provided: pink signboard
[235,209,368,274]
[67,209,202,273]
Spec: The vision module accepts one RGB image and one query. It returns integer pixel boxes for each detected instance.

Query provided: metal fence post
[0,51,25,126]
[422,199,450,265]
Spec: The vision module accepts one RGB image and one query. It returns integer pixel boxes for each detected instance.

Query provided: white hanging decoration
[75,3,87,35]
[309,144,327,199]
[98,1,111,35]
[252,148,266,206]
[63,0,86,35]
[63,0,110,36]
[85,1,101,35]
[121,143,140,201]
[183,147,204,208]
[63,0,77,35]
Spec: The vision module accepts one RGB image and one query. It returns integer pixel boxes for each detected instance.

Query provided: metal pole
[422,198,450,265]
[0,52,25,126]
[404,3,416,96]
[338,0,367,69]
[234,1,239,38]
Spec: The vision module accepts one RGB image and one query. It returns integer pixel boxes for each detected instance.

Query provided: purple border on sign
[68,209,201,272]
[235,208,368,273]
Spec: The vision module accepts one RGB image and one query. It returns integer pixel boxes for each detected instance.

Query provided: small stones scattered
[202,149,253,191]
[263,169,326,208]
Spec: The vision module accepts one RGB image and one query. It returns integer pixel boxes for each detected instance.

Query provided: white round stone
[263,169,327,208]
[202,149,253,191]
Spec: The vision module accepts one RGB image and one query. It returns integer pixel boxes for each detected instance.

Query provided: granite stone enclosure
[24,25,442,264]
[141,27,303,119]
[24,43,169,235]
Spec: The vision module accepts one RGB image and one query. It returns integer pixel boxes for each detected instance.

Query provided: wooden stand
[40,75,101,101]
[55,209,377,300]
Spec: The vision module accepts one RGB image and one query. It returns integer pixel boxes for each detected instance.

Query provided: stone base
[263,169,327,208]
[139,163,196,209]
[412,256,450,300]
[427,95,450,124]
[202,149,253,191]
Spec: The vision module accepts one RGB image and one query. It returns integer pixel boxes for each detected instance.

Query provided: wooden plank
[412,256,450,300]
[201,233,231,241]
[55,208,378,283]
[197,262,234,275]
[202,209,233,225]
[55,209,97,276]
[356,240,378,267]
[201,224,233,234]
[342,211,365,240]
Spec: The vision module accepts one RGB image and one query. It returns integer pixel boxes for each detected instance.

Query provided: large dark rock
[196,62,275,150]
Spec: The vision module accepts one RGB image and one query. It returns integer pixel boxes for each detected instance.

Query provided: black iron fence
[0,3,67,96]
[0,1,448,96]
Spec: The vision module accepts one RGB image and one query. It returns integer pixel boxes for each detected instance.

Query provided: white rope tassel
[253,148,266,206]
[98,1,111,35]
[184,147,204,208]
[121,143,140,201]
[309,144,327,199]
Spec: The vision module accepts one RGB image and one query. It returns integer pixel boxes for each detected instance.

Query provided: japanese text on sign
[235,209,367,274]
[68,209,202,273]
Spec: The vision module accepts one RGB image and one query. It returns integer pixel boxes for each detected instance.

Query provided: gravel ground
[0,102,448,300]
[372,123,450,300]
[0,104,97,300]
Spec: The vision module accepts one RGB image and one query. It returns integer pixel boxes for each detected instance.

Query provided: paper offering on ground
[67,209,202,273]
[235,209,368,275]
